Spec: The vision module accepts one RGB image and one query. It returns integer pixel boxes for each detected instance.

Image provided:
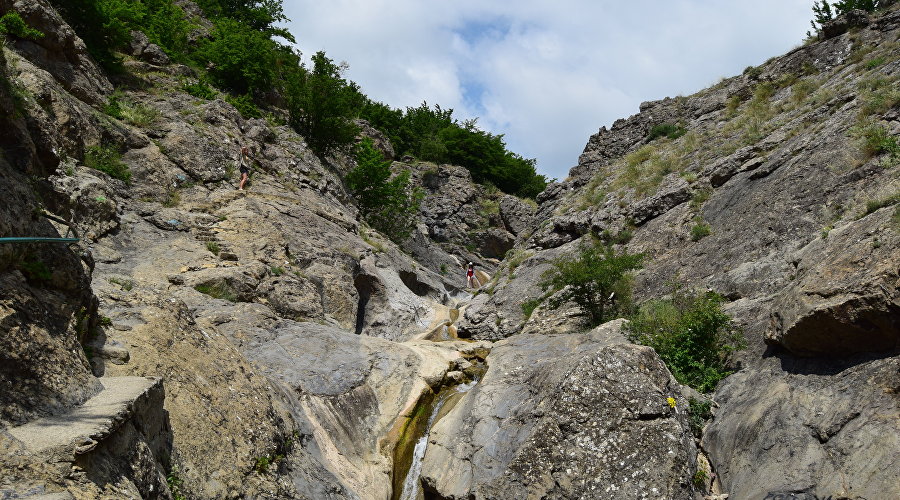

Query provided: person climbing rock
[466,262,480,289]
[238,146,252,191]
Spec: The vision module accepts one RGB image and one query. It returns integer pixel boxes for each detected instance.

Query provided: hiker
[238,146,252,190]
[466,262,480,288]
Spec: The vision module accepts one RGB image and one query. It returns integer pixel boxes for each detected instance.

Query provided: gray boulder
[128,30,170,66]
[499,194,536,236]
[420,320,697,499]
[766,208,900,356]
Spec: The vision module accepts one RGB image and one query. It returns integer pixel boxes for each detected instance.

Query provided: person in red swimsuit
[466,262,478,288]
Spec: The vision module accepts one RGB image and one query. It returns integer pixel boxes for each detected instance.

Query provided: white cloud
[282,0,813,180]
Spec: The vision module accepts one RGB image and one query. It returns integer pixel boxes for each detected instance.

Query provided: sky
[281,1,813,180]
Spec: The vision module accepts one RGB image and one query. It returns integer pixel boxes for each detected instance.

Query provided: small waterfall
[396,379,480,500]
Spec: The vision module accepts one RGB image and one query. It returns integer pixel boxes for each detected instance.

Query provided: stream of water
[398,379,479,500]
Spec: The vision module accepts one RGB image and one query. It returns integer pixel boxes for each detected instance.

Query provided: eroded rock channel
[2,2,899,498]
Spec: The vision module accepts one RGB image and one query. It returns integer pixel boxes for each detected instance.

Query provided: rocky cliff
[458,6,900,499]
[1,1,898,499]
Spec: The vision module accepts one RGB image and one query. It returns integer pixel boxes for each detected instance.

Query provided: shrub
[626,288,745,393]
[85,145,131,183]
[865,56,886,69]
[856,122,900,160]
[206,241,220,255]
[106,92,159,126]
[690,220,711,241]
[687,398,713,438]
[615,144,682,197]
[167,467,187,500]
[647,123,686,141]
[359,101,547,198]
[183,79,217,100]
[0,11,44,39]
[20,259,52,282]
[521,298,542,319]
[346,139,423,242]
[539,236,644,327]
[286,51,363,155]
[791,78,820,105]
[225,93,262,119]
[194,282,237,302]
[863,191,900,216]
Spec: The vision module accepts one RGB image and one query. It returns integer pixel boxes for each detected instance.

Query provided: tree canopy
[45,0,547,196]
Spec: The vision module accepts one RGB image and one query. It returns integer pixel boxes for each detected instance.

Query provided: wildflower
[667,397,677,408]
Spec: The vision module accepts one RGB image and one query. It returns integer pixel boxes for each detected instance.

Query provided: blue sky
[282,1,813,180]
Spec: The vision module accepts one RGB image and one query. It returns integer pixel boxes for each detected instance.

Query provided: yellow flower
[667,397,677,408]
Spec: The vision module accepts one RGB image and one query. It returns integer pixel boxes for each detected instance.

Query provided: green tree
[346,139,423,242]
[625,287,745,393]
[539,236,644,326]
[809,0,896,35]
[47,0,131,70]
[198,17,280,95]
[287,51,364,155]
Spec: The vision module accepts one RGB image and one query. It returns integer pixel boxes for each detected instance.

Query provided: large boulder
[419,320,698,499]
[499,194,536,236]
[766,208,900,356]
[703,353,900,500]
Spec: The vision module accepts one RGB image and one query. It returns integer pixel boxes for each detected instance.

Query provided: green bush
[166,466,187,500]
[865,56,886,69]
[626,288,745,393]
[106,91,159,126]
[687,397,713,438]
[0,11,44,39]
[20,259,52,282]
[539,236,644,327]
[856,122,900,160]
[647,123,686,141]
[863,191,900,216]
[194,282,237,302]
[521,298,542,319]
[182,79,217,100]
[225,93,262,119]
[346,139,423,242]
[358,101,547,198]
[690,221,711,241]
[85,145,131,183]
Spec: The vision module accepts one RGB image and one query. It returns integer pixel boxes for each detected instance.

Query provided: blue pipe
[0,237,80,244]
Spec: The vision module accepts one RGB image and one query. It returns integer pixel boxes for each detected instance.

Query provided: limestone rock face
[355,119,395,159]
[458,5,900,497]
[499,194,536,237]
[0,50,100,427]
[702,353,900,500]
[410,163,516,269]
[216,320,462,500]
[0,0,112,105]
[420,320,697,499]
[766,208,900,356]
